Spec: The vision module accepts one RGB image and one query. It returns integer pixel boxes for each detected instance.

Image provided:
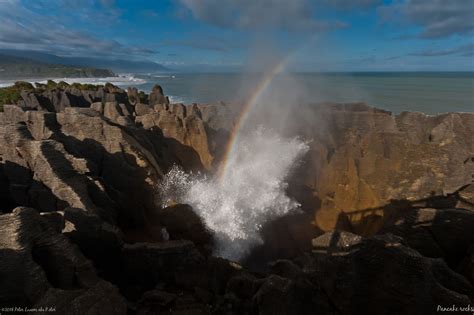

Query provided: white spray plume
[159,126,309,261]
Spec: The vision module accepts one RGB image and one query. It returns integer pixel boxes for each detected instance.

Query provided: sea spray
[158,127,309,261]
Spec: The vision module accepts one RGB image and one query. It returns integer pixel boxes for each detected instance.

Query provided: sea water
[137,72,474,114]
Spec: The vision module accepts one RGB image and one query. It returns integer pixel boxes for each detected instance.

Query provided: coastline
[0,82,473,313]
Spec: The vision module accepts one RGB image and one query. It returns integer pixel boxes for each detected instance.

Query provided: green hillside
[0,54,115,79]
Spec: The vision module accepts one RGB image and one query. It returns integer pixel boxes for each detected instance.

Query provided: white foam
[168,95,187,104]
[158,126,309,261]
[0,74,146,88]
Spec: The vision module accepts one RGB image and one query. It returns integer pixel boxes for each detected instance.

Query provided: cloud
[0,0,153,58]
[323,0,382,10]
[379,0,474,39]
[409,43,474,57]
[162,36,243,52]
[177,0,347,32]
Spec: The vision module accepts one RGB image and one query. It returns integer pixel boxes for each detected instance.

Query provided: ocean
[1,72,473,114]
[136,72,474,114]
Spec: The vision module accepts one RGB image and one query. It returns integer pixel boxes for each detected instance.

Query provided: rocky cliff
[0,82,473,314]
[290,103,474,233]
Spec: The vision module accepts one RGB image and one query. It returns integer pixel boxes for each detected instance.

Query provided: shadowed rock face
[306,233,473,314]
[0,207,127,314]
[135,103,215,170]
[0,83,473,313]
[214,102,474,232]
[301,106,474,232]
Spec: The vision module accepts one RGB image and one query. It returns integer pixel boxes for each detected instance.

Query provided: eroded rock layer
[0,82,473,314]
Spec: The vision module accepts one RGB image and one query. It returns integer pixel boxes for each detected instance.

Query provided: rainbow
[217,58,290,182]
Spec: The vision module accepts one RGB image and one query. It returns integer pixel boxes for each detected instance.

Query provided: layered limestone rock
[135,102,215,170]
[1,82,473,313]
[0,105,171,226]
[0,207,126,314]
[306,233,473,313]
[264,103,474,232]
[185,101,474,233]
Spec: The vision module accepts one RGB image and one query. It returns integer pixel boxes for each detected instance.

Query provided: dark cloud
[0,0,153,58]
[409,43,474,57]
[322,0,382,9]
[177,0,347,32]
[379,0,474,39]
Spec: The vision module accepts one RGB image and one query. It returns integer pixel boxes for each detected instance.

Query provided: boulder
[35,280,127,315]
[149,84,169,106]
[311,230,363,254]
[459,246,474,285]
[306,234,473,314]
[380,207,474,267]
[157,204,214,254]
[252,275,333,315]
[121,240,203,287]
[0,207,126,313]
[135,103,153,116]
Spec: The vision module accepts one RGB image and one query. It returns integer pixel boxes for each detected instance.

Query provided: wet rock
[121,240,203,287]
[307,234,473,314]
[40,211,65,233]
[380,207,474,267]
[458,246,474,285]
[174,257,242,295]
[226,273,261,299]
[158,204,214,254]
[311,230,363,254]
[136,289,177,314]
[268,259,303,279]
[36,280,127,315]
[252,275,334,315]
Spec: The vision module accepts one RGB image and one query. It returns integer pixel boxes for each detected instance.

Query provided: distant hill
[0,54,115,79]
[0,50,169,73]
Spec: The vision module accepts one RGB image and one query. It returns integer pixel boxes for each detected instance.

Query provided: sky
[0,0,473,72]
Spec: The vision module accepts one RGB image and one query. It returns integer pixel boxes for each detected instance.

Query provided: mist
[159,126,309,261]
[156,33,372,261]
[157,40,324,261]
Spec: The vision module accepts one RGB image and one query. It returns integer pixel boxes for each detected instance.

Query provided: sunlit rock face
[205,102,474,234]
[135,103,215,171]
[299,105,474,233]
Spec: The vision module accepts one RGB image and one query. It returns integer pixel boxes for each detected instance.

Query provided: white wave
[0,75,146,88]
[152,74,175,78]
[0,82,13,88]
[168,95,187,104]
[158,127,309,261]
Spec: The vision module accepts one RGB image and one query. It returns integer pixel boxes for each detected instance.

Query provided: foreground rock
[0,207,126,314]
[306,232,473,314]
[0,82,473,313]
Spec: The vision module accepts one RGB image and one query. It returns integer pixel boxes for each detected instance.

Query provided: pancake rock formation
[0,81,473,314]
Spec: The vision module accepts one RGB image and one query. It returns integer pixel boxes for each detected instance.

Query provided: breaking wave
[158,127,309,261]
